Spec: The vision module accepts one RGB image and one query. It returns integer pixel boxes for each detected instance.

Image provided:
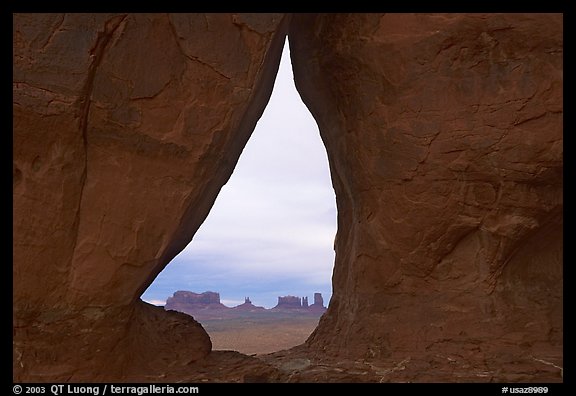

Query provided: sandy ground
[200,315,320,355]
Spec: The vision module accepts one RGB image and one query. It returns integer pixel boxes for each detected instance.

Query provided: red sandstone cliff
[13,13,562,382]
[13,13,290,381]
[290,13,562,381]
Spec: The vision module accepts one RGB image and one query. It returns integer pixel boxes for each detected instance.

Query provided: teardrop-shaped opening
[141,37,336,355]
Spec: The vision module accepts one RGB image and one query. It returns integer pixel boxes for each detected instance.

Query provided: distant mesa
[164,291,229,314]
[274,295,302,309]
[164,290,326,319]
[272,292,326,312]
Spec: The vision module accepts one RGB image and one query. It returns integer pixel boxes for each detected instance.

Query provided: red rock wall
[290,13,562,380]
[13,13,562,382]
[13,13,289,381]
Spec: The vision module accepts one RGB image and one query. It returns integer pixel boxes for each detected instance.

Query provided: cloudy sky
[141,39,337,309]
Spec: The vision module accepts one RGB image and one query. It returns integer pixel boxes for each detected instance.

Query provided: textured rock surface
[289,13,563,381]
[14,13,562,382]
[13,12,289,381]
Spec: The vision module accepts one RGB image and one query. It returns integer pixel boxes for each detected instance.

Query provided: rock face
[13,13,290,381]
[165,291,228,313]
[290,13,563,380]
[14,13,562,382]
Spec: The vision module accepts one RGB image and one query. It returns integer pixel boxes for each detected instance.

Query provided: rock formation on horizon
[14,13,562,382]
[165,291,228,314]
[308,292,325,312]
[232,297,266,311]
[274,295,302,309]
[164,290,325,314]
[272,293,327,312]
[164,290,270,313]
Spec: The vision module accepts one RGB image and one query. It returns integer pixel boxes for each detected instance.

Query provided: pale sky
[142,38,337,309]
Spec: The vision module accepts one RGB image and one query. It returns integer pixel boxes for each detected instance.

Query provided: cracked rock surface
[14,13,289,381]
[14,13,562,382]
[289,13,562,381]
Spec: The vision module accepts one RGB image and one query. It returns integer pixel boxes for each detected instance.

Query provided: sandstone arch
[13,13,562,382]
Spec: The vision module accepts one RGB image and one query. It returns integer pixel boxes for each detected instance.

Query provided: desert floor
[200,314,321,355]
